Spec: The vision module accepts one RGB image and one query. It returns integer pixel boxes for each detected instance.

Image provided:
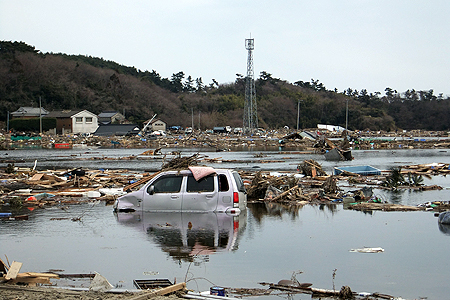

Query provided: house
[10,107,49,119]
[93,124,141,136]
[143,118,167,133]
[98,111,126,125]
[45,110,98,135]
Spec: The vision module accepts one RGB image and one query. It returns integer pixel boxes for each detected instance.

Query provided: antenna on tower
[243,36,257,133]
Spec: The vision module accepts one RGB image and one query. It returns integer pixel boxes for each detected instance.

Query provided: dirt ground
[0,285,182,300]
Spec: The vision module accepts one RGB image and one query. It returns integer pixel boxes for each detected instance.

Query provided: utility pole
[345,99,349,131]
[39,96,42,135]
[191,108,194,130]
[243,36,257,133]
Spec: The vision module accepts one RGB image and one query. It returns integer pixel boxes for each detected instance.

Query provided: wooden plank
[272,185,299,202]
[123,171,160,191]
[18,272,60,278]
[128,282,186,300]
[10,276,51,285]
[311,166,317,178]
[30,173,44,181]
[5,261,22,280]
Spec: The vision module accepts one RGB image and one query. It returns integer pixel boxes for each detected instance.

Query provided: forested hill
[1,40,450,131]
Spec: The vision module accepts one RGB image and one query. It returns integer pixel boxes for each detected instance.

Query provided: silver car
[114,168,247,214]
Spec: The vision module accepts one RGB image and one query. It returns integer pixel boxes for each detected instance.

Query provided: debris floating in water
[349,247,384,253]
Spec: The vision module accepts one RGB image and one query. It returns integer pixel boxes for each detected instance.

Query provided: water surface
[1,148,450,299]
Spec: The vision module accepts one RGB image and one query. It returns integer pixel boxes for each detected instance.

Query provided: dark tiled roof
[98,111,120,118]
[93,124,141,136]
[11,107,49,116]
[45,110,84,118]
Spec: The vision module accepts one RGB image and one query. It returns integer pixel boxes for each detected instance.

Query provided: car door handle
[171,195,179,199]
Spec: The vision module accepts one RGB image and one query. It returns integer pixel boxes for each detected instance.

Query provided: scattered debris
[1,258,59,286]
[260,278,395,299]
[349,247,385,253]
[348,203,424,212]
[89,272,113,292]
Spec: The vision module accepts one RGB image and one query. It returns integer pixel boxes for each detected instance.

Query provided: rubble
[0,257,187,299]
[2,154,450,213]
[259,280,395,299]
[3,129,450,152]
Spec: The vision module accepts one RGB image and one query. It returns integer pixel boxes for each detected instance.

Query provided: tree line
[1,40,450,131]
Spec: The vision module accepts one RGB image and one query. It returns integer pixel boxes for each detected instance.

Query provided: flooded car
[113,167,247,213]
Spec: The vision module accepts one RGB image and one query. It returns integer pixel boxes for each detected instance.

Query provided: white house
[46,110,98,135]
[72,110,99,134]
[144,118,167,132]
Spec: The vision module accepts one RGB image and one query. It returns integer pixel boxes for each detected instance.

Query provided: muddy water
[1,148,450,299]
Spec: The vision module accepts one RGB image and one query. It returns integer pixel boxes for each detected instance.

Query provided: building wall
[151,120,166,132]
[58,118,72,134]
[72,111,99,134]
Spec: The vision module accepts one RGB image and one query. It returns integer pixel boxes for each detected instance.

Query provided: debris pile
[297,159,327,177]
[245,160,342,205]
[161,153,203,171]
[1,258,59,287]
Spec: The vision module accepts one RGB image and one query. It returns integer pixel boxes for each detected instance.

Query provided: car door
[182,174,218,211]
[143,174,183,211]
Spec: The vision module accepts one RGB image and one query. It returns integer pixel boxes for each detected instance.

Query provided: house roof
[10,107,49,116]
[147,118,166,124]
[45,110,97,118]
[93,124,141,136]
[98,111,122,118]
[45,110,83,118]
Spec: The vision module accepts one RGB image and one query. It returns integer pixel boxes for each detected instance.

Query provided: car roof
[158,168,233,175]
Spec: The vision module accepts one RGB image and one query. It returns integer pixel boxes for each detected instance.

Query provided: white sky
[1,0,450,96]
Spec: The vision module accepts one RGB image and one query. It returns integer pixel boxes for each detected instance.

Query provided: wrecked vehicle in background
[114,167,247,214]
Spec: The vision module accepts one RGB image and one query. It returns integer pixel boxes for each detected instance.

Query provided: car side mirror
[148,185,155,195]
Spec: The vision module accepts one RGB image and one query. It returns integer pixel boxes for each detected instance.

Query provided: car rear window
[187,175,215,192]
[232,172,246,193]
[150,175,183,193]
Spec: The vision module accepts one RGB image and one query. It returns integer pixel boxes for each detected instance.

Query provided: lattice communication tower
[243,38,257,133]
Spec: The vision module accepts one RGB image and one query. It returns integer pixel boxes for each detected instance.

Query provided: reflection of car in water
[115,211,247,260]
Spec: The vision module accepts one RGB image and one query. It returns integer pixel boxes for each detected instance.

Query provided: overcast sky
[1,0,450,96]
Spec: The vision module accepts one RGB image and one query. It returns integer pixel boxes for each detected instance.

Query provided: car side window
[149,175,183,193]
[187,175,215,192]
[218,174,229,192]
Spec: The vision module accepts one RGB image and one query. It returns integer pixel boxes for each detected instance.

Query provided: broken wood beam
[268,283,312,294]
[128,282,186,300]
[18,272,60,279]
[5,261,22,280]
[123,172,160,191]
[271,185,300,202]
[9,276,51,286]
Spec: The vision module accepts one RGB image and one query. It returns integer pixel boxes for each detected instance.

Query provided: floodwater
[1,147,450,300]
